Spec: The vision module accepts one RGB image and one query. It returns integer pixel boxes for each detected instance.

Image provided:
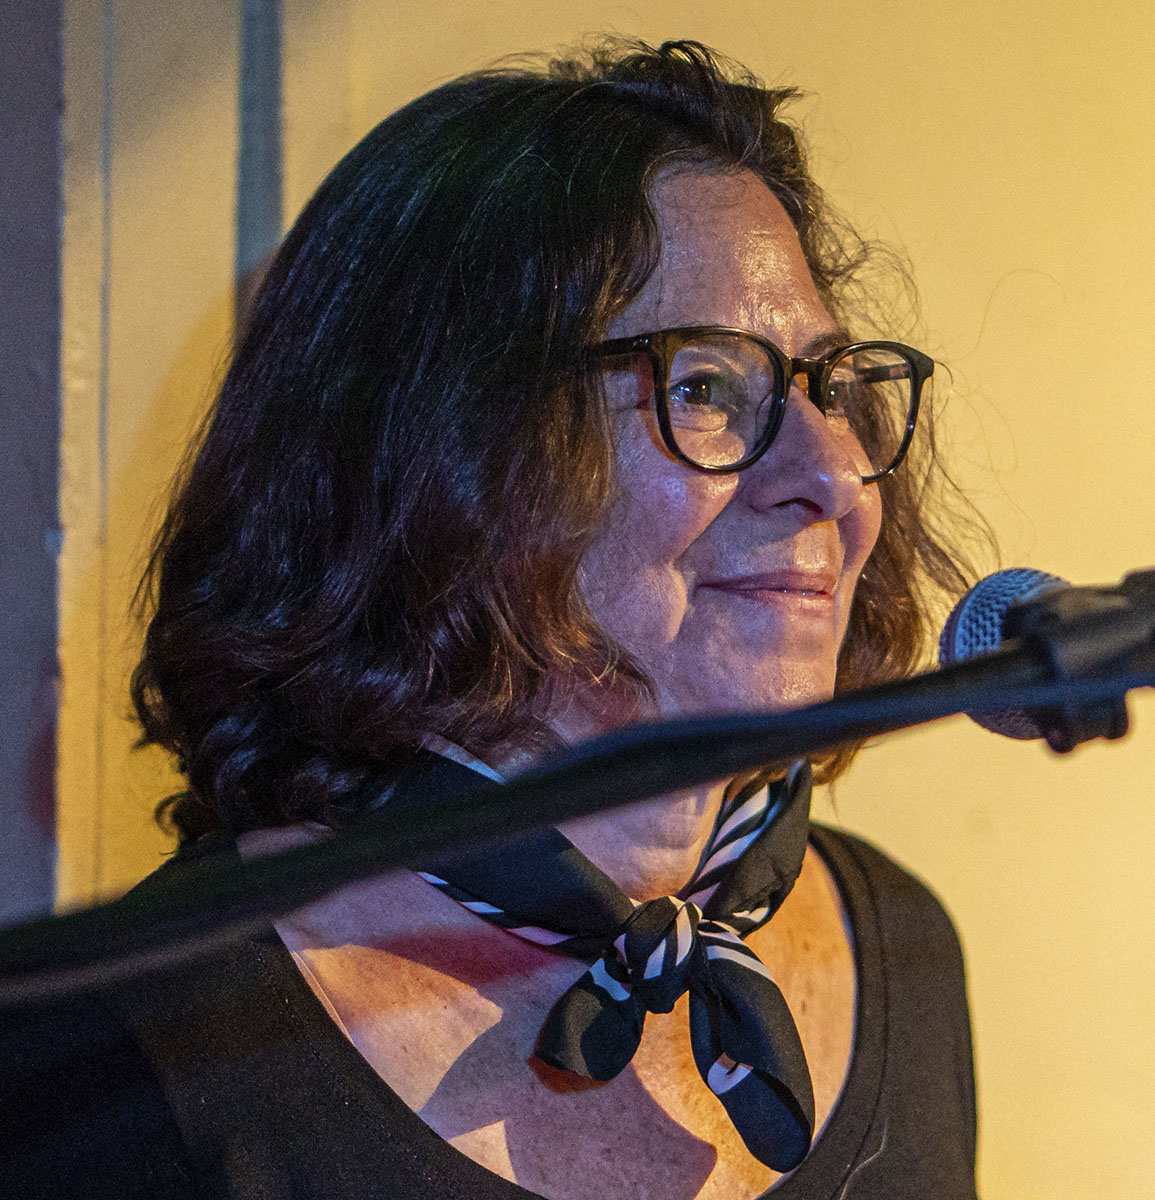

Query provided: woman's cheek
[579,435,736,654]
[838,484,884,641]
[652,466,737,546]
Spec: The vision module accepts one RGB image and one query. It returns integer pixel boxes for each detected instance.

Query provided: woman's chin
[658,664,838,719]
[545,656,838,746]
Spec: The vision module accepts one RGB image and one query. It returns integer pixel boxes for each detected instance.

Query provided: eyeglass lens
[665,334,914,475]
[820,346,915,478]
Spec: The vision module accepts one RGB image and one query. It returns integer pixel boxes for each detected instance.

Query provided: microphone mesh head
[938,568,1068,738]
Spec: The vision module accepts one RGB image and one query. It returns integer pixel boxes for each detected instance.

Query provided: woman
[8,39,978,1199]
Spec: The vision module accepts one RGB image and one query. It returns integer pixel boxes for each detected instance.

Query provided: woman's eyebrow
[797,329,853,359]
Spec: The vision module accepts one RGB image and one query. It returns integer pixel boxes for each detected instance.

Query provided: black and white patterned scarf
[389,742,816,1172]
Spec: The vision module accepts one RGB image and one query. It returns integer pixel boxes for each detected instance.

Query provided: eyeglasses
[593,326,933,482]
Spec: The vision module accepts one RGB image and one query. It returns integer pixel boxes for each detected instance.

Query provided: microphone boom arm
[0,584,1152,1009]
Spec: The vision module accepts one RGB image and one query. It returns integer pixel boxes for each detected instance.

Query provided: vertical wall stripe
[0,0,64,923]
[236,0,284,326]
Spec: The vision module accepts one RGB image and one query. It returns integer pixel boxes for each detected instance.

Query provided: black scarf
[387,748,816,1172]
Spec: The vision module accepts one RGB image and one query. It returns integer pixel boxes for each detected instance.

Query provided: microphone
[940,566,1155,747]
[938,568,1069,738]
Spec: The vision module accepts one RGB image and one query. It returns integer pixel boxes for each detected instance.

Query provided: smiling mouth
[699,571,839,601]
[703,587,836,615]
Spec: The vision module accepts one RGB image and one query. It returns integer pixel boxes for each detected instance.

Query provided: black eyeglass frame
[592,326,933,482]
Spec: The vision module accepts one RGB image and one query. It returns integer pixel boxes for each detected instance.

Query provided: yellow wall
[59,0,240,901]
[59,3,1155,1197]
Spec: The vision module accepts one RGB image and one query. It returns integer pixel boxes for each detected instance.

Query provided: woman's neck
[490,699,731,903]
[554,783,727,901]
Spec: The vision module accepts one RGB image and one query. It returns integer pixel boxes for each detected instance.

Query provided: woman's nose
[740,382,868,520]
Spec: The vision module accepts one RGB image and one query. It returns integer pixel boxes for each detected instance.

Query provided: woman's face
[578,168,882,721]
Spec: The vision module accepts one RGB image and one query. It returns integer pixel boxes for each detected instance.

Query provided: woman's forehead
[610,168,830,342]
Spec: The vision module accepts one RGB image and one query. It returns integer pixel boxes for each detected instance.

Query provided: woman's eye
[671,374,717,407]
[823,378,855,421]
[669,372,742,412]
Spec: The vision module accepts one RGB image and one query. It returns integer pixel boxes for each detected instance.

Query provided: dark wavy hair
[133,39,979,842]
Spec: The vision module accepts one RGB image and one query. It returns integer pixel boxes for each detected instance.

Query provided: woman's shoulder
[0,836,274,1199]
[809,821,972,1038]
[810,823,965,952]
[808,823,978,1192]
[0,983,198,1197]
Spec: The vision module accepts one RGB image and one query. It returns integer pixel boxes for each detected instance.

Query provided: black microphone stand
[1,570,1152,1008]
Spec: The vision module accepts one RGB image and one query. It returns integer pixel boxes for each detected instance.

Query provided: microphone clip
[1004,568,1155,752]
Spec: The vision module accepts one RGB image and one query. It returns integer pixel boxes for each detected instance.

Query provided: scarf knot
[611,896,703,1013]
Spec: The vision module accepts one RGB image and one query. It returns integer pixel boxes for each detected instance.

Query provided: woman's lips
[698,571,839,609]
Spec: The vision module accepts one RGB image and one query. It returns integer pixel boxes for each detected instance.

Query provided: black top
[0,827,977,1199]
